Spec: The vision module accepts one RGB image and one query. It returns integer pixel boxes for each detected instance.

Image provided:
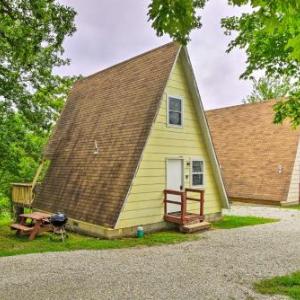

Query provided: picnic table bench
[11,212,52,240]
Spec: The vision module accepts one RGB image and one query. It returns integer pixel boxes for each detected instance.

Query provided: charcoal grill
[50,213,68,241]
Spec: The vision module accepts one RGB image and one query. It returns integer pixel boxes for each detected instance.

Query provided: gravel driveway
[1,205,300,300]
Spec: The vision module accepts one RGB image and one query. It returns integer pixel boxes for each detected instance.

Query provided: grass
[254,271,300,299]
[283,205,300,210]
[0,214,198,257]
[212,215,278,229]
[0,212,279,257]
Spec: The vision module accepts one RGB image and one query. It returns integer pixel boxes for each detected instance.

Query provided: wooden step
[10,224,34,232]
[180,221,210,233]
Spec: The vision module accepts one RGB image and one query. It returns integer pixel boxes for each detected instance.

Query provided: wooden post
[31,160,45,199]
[164,190,167,216]
[9,185,14,219]
[14,205,24,223]
[181,191,186,224]
[200,191,204,218]
[29,220,41,241]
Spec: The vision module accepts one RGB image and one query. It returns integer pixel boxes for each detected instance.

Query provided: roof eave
[180,47,230,209]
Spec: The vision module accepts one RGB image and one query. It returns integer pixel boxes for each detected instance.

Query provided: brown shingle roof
[206,101,300,203]
[33,42,180,228]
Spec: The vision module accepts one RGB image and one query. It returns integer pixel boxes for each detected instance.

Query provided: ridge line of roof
[79,41,179,82]
[206,99,277,113]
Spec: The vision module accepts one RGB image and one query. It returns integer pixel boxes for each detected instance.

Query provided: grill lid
[50,212,68,226]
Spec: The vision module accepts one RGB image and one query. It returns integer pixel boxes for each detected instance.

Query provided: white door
[166,159,183,213]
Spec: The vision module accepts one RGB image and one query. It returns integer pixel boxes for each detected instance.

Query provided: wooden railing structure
[11,160,45,208]
[11,183,34,207]
[163,188,205,225]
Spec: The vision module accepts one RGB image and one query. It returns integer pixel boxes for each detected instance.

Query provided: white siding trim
[286,139,300,203]
[180,47,229,208]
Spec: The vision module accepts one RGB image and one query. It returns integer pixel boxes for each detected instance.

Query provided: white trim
[190,158,205,188]
[167,95,184,128]
[286,138,300,203]
[180,47,229,208]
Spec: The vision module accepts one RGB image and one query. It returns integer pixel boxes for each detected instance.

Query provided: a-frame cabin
[33,43,229,238]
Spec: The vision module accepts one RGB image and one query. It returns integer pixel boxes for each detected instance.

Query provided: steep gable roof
[34,42,181,227]
[206,101,300,203]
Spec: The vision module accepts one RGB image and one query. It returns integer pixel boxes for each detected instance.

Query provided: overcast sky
[57,0,252,110]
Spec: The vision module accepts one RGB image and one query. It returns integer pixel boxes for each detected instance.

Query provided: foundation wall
[66,212,222,239]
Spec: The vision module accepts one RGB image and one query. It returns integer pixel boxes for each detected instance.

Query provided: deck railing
[163,189,186,224]
[11,160,45,208]
[11,183,34,207]
[185,188,205,217]
[163,188,205,225]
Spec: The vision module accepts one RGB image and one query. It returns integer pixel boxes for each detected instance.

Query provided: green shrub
[0,194,10,215]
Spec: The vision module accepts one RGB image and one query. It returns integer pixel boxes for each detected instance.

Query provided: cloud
[57,0,252,109]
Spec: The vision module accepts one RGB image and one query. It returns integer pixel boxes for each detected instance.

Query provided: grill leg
[52,226,67,242]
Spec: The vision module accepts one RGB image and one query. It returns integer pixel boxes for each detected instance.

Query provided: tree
[0,0,76,131]
[221,0,300,126]
[242,76,294,104]
[0,111,47,182]
[148,0,207,45]
[148,0,300,126]
[0,1,77,209]
[0,107,49,212]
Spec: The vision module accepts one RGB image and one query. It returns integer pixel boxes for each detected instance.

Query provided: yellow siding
[116,55,222,229]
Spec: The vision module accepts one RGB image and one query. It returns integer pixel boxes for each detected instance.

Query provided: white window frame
[190,158,204,188]
[167,96,184,128]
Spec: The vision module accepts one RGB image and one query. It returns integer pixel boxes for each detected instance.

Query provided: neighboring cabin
[33,42,229,238]
[206,101,300,206]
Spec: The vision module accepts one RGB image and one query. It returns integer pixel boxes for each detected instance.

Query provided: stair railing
[164,188,205,223]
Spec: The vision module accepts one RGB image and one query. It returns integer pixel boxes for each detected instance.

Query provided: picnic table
[11,212,52,240]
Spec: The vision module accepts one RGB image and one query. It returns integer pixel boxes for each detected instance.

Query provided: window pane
[169,98,181,112]
[169,111,182,125]
[192,174,203,186]
[192,161,203,172]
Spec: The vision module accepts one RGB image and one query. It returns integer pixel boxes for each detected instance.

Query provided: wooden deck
[164,212,204,225]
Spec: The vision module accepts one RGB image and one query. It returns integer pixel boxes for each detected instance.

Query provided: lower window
[191,160,204,187]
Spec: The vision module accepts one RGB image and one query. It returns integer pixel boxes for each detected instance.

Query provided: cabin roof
[206,101,300,203]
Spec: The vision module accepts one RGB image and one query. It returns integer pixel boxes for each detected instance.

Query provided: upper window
[168,97,182,127]
[191,160,204,187]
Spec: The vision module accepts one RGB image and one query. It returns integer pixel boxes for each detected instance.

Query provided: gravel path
[224,203,300,220]
[1,205,300,300]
